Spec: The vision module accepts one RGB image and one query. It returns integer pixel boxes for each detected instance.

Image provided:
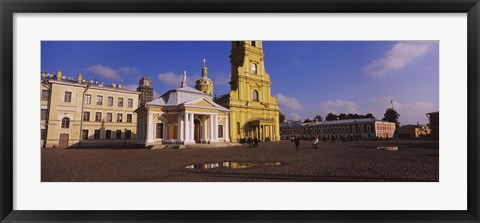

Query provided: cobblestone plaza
[42,139,438,182]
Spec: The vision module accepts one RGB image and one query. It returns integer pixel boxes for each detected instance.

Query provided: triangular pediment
[194,99,215,107]
[183,97,230,112]
[185,97,217,108]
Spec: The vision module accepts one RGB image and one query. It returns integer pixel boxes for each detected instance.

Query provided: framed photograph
[1,0,479,222]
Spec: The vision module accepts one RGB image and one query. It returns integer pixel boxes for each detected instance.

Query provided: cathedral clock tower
[137,76,154,107]
[215,41,280,142]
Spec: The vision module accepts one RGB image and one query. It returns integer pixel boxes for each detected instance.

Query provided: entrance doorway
[58,133,69,148]
[194,119,202,143]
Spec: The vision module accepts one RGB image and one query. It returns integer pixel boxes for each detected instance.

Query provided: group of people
[291,136,321,151]
[244,137,260,148]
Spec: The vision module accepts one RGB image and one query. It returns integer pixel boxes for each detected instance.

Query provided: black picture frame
[1,0,479,222]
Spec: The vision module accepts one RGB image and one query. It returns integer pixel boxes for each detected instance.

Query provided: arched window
[61,117,70,128]
[252,90,259,102]
[252,63,257,74]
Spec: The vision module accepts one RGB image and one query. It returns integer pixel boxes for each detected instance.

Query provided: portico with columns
[135,71,230,147]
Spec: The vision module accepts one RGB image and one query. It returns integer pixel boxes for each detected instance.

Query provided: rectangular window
[95,112,102,122]
[41,90,49,101]
[96,95,103,105]
[107,96,113,106]
[64,91,72,102]
[127,114,132,123]
[105,130,111,139]
[41,129,47,140]
[117,113,123,122]
[84,94,91,104]
[118,98,124,107]
[82,130,89,140]
[128,99,133,108]
[83,111,90,121]
[218,125,224,138]
[94,130,100,139]
[116,130,122,139]
[106,113,112,122]
[125,130,132,139]
[156,123,163,139]
[41,109,48,120]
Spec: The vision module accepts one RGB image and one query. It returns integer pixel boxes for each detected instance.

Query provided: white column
[177,114,182,143]
[225,115,230,142]
[184,112,189,143]
[213,115,218,142]
[189,113,194,142]
[141,117,144,142]
[202,116,207,142]
[147,113,154,145]
[141,116,145,143]
[209,114,214,142]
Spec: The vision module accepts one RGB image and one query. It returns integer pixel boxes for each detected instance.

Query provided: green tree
[346,113,355,119]
[279,113,285,124]
[325,113,337,121]
[365,113,375,119]
[314,115,323,122]
[382,108,400,123]
[303,119,313,123]
[338,113,347,120]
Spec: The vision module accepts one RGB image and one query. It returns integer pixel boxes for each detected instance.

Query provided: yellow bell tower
[215,41,280,142]
[195,59,214,96]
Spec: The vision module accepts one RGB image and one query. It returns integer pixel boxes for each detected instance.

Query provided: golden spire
[202,59,208,78]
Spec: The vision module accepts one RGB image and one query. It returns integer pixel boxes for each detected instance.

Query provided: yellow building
[135,71,230,147]
[215,41,280,142]
[397,125,431,139]
[195,59,214,96]
[41,71,140,148]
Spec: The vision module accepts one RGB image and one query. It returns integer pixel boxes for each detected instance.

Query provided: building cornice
[47,79,140,95]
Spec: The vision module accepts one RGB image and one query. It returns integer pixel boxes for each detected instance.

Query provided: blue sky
[41,41,439,125]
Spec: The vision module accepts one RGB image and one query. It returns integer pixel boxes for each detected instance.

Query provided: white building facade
[135,75,230,146]
[280,118,396,140]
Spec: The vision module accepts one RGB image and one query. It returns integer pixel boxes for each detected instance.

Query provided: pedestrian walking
[247,137,253,148]
[294,136,300,151]
[313,137,319,149]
